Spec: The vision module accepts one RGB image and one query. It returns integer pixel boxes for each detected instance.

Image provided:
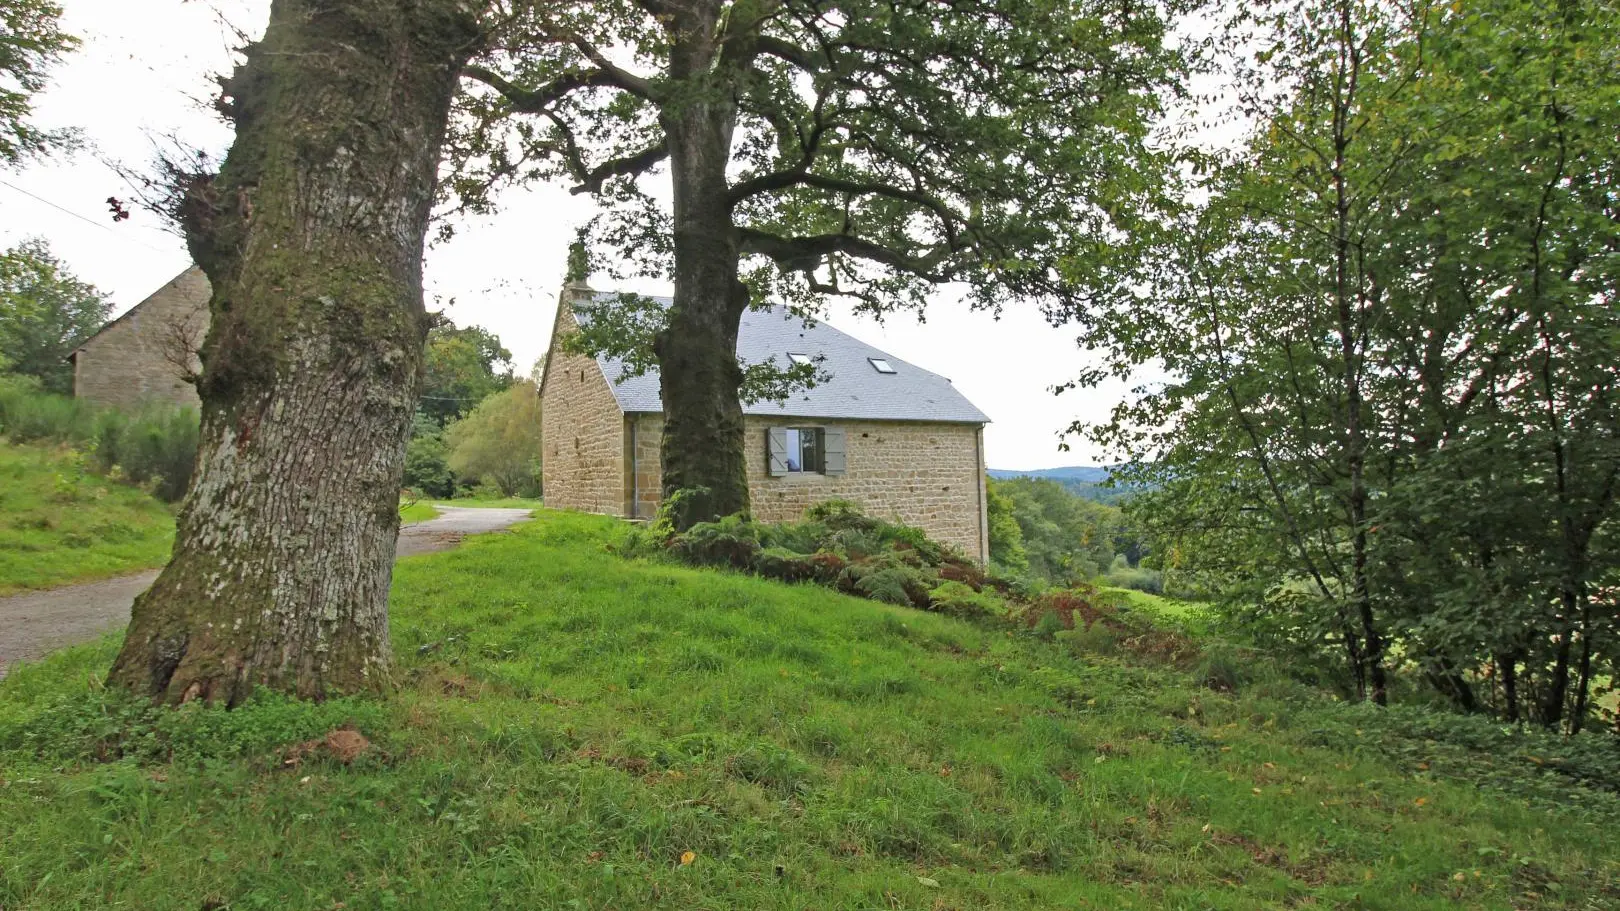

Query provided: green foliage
[985,478,1029,576]
[1103,554,1164,595]
[456,0,1182,313]
[445,380,542,498]
[403,411,454,498]
[927,581,1005,622]
[0,0,79,166]
[0,374,197,502]
[0,441,174,594]
[418,319,513,425]
[0,239,109,392]
[4,509,1617,908]
[1073,0,1620,728]
[989,477,1140,586]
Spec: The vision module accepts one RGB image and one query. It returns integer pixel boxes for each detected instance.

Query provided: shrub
[403,412,455,498]
[0,375,198,502]
[846,565,920,606]
[1193,644,1247,692]
[929,580,1004,621]
[755,546,822,584]
[667,514,762,569]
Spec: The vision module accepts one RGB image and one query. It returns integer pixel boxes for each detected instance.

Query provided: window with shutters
[768,426,847,476]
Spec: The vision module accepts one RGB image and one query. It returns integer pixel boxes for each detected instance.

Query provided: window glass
[798,428,823,473]
[784,428,802,471]
[788,352,813,366]
[868,357,896,373]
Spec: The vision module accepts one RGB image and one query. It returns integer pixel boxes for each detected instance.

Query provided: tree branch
[570,140,669,195]
[463,63,626,111]
[729,170,962,229]
[568,35,659,100]
[737,226,953,282]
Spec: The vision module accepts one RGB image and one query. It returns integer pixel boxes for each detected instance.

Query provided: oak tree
[455,0,1182,526]
[109,0,485,705]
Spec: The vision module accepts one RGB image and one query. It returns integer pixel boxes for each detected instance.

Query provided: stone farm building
[70,267,208,411]
[541,288,992,561]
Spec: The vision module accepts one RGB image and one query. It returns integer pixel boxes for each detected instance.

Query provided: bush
[1103,553,1165,594]
[928,580,1004,621]
[667,514,762,569]
[0,375,198,502]
[446,380,542,497]
[403,412,455,498]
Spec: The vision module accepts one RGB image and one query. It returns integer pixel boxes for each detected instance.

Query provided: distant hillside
[986,465,1114,483]
[987,465,1131,503]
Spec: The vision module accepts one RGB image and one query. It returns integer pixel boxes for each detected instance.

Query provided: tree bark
[109,0,481,705]
[651,1,751,529]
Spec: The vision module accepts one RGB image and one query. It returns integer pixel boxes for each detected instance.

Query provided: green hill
[1,510,1615,909]
[0,442,175,595]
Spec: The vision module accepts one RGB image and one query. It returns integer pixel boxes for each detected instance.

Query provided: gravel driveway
[0,505,532,679]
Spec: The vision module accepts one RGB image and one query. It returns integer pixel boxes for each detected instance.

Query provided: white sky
[0,0,1144,470]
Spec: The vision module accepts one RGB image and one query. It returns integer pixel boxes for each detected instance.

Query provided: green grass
[1,510,1616,909]
[436,495,542,509]
[1103,586,1206,620]
[0,443,175,595]
[399,500,440,524]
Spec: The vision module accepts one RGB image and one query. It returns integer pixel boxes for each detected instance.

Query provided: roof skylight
[788,352,813,366]
[869,357,897,374]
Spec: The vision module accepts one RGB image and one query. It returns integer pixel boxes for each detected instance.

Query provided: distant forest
[986,466,1132,505]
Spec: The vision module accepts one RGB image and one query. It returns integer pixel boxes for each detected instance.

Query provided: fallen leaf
[917,877,941,888]
[680,851,696,866]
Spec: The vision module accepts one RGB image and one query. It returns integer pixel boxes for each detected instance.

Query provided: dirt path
[0,506,532,679]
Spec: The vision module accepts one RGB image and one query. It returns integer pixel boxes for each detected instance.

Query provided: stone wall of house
[73,267,209,411]
[540,296,628,515]
[628,413,988,561]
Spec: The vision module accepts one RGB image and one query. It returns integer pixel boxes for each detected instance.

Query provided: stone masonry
[72,267,209,411]
[628,413,989,561]
[541,291,991,562]
[540,294,629,516]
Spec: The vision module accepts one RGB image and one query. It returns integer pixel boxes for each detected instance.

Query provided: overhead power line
[0,179,173,254]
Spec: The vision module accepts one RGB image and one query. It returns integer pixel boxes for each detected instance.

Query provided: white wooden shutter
[823,428,847,475]
[767,427,790,476]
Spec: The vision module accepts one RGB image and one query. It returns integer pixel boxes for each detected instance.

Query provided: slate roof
[575,292,990,425]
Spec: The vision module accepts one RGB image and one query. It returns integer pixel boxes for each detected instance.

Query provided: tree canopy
[446,378,543,497]
[0,238,108,393]
[1076,0,1620,727]
[419,319,514,425]
[0,0,78,166]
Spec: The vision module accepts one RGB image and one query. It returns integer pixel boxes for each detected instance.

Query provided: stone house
[540,288,992,561]
[71,267,208,411]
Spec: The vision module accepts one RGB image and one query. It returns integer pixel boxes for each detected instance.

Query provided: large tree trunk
[651,3,750,530]
[109,0,480,705]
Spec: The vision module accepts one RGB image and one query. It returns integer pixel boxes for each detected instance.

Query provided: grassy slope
[399,500,440,524]
[0,443,174,595]
[1103,586,1206,620]
[1,511,1615,910]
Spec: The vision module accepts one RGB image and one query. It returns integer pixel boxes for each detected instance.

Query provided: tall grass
[0,375,198,502]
